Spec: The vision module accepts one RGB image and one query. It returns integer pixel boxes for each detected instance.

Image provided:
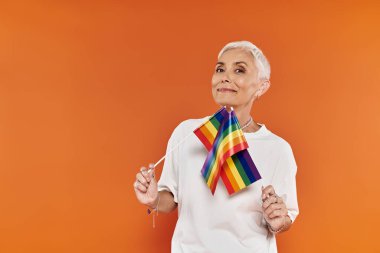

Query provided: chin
[214,98,237,108]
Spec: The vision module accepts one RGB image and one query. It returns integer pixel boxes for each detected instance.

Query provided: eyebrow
[216,61,248,66]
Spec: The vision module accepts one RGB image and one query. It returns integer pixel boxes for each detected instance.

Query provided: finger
[140,166,151,182]
[133,181,147,193]
[140,166,148,174]
[268,209,286,219]
[147,163,155,181]
[262,185,275,200]
[137,183,148,193]
[262,195,278,209]
[136,172,148,187]
[264,203,283,214]
[262,185,274,201]
[265,194,283,204]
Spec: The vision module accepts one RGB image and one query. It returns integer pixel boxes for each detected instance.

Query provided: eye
[235,68,245,73]
[216,67,224,73]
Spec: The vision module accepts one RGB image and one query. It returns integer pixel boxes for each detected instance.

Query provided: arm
[262,185,296,234]
[268,212,293,234]
[134,165,177,214]
[262,143,299,234]
[278,215,292,233]
[135,123,183,214]
[150,190,177,213]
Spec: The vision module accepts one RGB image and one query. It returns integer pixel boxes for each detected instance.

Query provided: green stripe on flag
[232,155,251,185]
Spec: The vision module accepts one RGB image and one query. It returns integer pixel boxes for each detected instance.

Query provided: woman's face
[211,48,262,108]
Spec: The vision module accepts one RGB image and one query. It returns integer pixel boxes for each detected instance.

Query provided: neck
[226,104,251,124]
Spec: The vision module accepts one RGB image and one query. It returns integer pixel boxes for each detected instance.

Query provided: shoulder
[264,127,297,172]
[257,125,295,159]
[268,131,293,153]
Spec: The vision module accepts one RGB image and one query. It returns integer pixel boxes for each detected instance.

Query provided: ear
[255,79,271,97]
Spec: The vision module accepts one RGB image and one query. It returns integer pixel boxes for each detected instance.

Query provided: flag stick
[146,130,194,173]
[147,106,229,173]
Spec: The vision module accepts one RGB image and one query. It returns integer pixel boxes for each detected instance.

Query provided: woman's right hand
[133,163,159,208]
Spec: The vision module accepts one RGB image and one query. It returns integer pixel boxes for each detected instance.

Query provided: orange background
[1,1,379,252]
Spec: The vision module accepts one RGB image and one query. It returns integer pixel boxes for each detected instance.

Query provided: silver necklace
[241,117,253,130]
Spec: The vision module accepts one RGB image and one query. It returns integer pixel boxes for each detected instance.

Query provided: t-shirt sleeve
[271,142,300,223]
[157,123,182,203]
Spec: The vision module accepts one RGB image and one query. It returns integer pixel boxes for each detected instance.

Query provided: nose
[221,72,231,83]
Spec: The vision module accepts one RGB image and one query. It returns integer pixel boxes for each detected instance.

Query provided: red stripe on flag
[194,128,213,150]
[220,163,234,194]
[221,142,249,163]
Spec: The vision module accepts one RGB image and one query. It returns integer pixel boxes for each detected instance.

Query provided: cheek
[234,76,250,89]
[235,77,257,98]
[211,76,217,97]
[211,74,219,87]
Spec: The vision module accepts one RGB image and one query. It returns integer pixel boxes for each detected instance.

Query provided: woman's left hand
[261,185,288,232]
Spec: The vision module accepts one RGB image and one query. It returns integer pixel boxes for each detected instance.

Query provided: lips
[217,88,237,93]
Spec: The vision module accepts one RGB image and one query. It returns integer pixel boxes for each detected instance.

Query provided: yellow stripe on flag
[223,157,240,192]
[226,156,245,189]
[200,125,215,145]
[204,121,218,138]
[206,130,244,186]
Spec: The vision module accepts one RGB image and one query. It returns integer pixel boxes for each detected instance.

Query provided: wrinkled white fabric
[158,117,299,253]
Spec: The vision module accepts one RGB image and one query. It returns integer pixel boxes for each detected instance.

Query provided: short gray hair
[217,40,271,80]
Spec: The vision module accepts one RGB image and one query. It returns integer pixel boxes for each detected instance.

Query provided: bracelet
[267,215,288,234]
[147,195,160,213]
[147,195,160,228]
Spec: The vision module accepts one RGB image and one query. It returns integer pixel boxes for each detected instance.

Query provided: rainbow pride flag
[194,107,261,195]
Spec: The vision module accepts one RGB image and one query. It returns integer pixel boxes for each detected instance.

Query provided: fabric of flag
[194,107,262,195]
[193,107,227,151]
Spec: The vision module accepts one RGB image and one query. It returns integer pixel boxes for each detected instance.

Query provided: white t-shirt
[158,117,299,253]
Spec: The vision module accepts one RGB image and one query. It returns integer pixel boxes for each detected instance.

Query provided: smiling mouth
[217,88,237,93]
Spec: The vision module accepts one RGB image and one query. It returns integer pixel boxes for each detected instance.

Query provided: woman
[133,41,299,253]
